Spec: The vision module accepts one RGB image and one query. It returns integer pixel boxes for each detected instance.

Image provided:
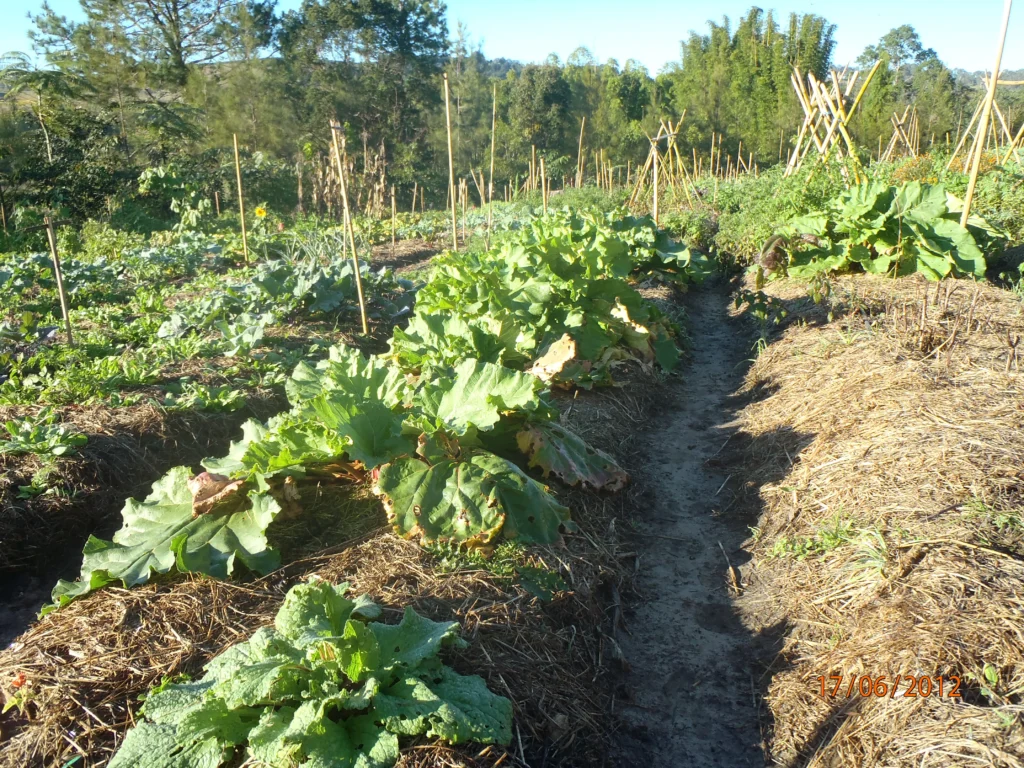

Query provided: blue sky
[3,0,1022,74]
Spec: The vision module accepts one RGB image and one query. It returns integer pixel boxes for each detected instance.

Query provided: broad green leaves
[393,209,685,385]
[45,466,281,613]
[50,206,679,611]
[775,181,1004,280]
[374,451,574,546]
[415,359,544,434]
[108,579,511,768]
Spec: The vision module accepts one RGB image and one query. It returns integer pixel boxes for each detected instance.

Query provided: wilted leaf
[516,422,628,491]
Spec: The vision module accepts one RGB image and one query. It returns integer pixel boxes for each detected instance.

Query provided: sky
[2,0,1022,75]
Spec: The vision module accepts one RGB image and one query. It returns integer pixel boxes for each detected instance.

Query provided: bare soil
[614,280,773,767]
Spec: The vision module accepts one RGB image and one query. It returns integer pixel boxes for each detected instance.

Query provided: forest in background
[0,0,1020,235]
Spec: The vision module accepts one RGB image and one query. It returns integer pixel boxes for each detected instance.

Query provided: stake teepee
[785,62,880,179]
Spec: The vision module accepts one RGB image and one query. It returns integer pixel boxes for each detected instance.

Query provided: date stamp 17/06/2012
[817,675,962,699]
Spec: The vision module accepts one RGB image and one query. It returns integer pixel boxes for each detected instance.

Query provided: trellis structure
[784,61,881,179]
[947,76,1023,172]
[880,105,921,161]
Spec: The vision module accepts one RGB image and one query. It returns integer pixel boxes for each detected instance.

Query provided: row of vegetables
[42,208,710,768]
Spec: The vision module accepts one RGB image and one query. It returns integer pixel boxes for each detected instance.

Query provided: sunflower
[254,206,268,219]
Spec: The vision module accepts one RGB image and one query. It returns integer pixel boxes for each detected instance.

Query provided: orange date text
[816,674,961,699]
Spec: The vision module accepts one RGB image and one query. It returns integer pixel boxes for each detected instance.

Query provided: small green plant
[161,381,246,412]
[769,516,855,560]
[735,288,788,326]
[107,579,512,768]
[17,462,61,499]
[0,408,87,457]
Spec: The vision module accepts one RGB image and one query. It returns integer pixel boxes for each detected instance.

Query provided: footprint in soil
[614,283,767,768]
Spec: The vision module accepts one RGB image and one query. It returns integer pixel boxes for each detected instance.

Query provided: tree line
[0,1,1004,231]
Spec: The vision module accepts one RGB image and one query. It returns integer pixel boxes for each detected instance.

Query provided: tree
[507,64,572,155]
[31,0,262,86]
[857,25,932,77]
[0,52,92,162]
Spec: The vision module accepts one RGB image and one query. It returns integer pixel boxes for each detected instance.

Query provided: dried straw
[732,274,1024,767]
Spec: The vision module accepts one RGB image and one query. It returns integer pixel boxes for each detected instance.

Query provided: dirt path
[616,280,767,766]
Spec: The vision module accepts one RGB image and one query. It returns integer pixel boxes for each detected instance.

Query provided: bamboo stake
[576,116,586,188]
[540,157,548,215]
[412,182,417,214]
[43,216,73,346]
[488,83,497,235]
[963,0,1014,228]
[947,99,985,170]
[331,126,368,335]
[390,185,396,251]
[460,180,467,241]
[531,145,537,192]
[1002,119,1024,164]
[232,134,249,263]
[992,98,1023,163]
[443,74,458,251]
[652,140,659,225]
[214,190,220,216]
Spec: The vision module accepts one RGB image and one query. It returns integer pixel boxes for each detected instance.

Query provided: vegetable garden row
[9,207,710,767]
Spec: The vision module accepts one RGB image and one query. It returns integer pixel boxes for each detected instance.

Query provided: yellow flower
[254,206,268,219]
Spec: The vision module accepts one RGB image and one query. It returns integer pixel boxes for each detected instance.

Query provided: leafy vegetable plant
[108,578,511,768]
[0,408,87,456]
[770,181,1005,280]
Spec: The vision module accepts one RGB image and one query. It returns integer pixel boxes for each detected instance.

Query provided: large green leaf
[246,698,399,768]
[369,607,465,671]
[274,579,381,646]
[109,698,259,768]
[46,467,281,612]
[287,345,408,408]
[374,451,573,545]
[202,417,348,483]
[516,422,629,491]
[309,393,414,470]
[111,580,512,768]
[415,359,544,435]
[373,667,513,744]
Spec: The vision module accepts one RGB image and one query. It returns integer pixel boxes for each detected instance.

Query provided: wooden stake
[488,83,497,234]
[391,185,396,251]
[531,145,537,191]
[948,99,985,170]
[43,216,73,346]
[652,141,659,225]
[214,190,220,217]
[460,180,467,241]
[232,134,249,263]
[963,0,1014,228]
[540,157,548,214]
[576,117,586,188]
[443,73,458,250]
[331,125,369,335]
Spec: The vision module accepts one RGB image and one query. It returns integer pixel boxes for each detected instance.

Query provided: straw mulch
[734,274,1024,767]
[0,395,284,575]
[0,363,666,768]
